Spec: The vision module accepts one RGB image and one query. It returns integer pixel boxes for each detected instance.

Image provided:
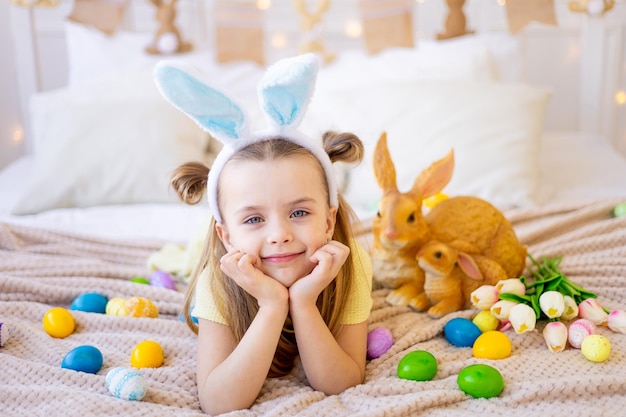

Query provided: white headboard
[7,0,626,156]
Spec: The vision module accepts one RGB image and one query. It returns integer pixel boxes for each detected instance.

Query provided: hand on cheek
[220,249,288,308]
[290,241,350,304]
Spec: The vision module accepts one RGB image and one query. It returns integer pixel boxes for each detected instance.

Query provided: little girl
[155,54,373,414]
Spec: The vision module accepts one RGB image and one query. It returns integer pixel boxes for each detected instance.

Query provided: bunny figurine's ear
[154,61,248,144]
[258,53,320,130]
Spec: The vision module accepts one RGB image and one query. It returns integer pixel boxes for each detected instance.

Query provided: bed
[2,1,626,416]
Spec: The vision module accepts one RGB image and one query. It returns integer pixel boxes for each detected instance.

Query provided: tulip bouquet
[470,255,626,355]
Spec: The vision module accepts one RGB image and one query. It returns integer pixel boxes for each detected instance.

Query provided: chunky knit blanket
[1,198,626,417]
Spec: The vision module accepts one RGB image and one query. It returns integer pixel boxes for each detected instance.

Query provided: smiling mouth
[262,252,303,264]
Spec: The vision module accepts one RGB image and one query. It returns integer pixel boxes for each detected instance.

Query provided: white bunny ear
[154,61,249,144]
[258,53,320,131]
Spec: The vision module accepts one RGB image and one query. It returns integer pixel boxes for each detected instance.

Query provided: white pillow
[304,80,551,217]
[11,71,210,215]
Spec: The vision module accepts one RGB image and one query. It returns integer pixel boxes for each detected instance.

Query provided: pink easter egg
[367,327,393,359]
[568,318,597,349]
[149,270,176,290]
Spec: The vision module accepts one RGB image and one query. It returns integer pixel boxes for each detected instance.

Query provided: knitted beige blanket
[1,198,625,417]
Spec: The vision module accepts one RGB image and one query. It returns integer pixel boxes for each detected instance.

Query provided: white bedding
[1,130,625,243]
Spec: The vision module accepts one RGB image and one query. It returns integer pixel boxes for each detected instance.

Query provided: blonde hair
[172,131,364,377]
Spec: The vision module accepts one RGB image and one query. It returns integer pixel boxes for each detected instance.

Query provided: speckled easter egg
[106,367,147,401]
[568,319,597,349]
[130,340,164,368]
[457,364,505,398]
[367,327,393,359]
[581,334,611,362]
[61,345,103,374]
[149,270,177,290]
[106,297,128,316]
[472,331,512,359]
[43,307,75,338]
[397,350,438,381]
[71,292,108,314]
[124,297,159,318]
[0,322,9,347]
[444,318,482,347]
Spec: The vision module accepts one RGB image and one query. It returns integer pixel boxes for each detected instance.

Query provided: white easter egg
[106,367,148,401]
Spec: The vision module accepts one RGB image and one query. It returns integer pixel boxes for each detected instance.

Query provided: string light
[12,125,24,144]
[257,0,271,10]
[271,32,288,49]
[344,19,362,38]
[616,90,626,105]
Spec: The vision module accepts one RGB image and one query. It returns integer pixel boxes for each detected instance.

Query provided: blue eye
[291,210,308,218]
[244,216,263,224]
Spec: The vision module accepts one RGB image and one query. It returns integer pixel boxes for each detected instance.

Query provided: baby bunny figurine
[417,240,506,318]
[371,132,526,312]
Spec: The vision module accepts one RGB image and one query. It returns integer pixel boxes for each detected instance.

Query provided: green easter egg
[131,277,150,285]
[614,203,626,218]
[457,364,504,398]
[397,350,437,381]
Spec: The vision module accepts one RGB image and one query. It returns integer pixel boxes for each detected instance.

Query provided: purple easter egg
[367,327,393,359]
[149,270,176,290]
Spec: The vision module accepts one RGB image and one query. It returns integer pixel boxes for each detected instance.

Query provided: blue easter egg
[149,270,176,290]
[444,317,482,347]
[71,292,108,314]
[106,367,148,401]
[61,345,103,374]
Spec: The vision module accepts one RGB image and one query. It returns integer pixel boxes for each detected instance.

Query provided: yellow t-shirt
[191,240,373,325]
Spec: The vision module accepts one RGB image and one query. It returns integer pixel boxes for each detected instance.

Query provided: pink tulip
[470,285,499,310]
[495,278,526,296]
[578,298,608,326]
[543,321,568,352]
[608,309,626,334]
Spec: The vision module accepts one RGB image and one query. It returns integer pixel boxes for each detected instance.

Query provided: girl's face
[215,154,337,287]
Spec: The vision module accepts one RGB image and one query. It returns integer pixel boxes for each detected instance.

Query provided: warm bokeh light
[257,0,271,10]
[12,125,24,144]
[496,0,506,6]
[271,32,288,49]
[345,19,362,38]
[616,90,626,105]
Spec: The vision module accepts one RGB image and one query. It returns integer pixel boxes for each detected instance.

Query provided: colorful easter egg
[397,350,438,381]
[106,297,128,316]
[43,307,75,338]
[444,317,482,347]
[61,345,103,374]
[106,367,147,401]
[457,364,504,398]
[130,340,164,368]
[0,322,9,347]
[472,331,512,359]
[149,270,176,290]
[71,292,108,314]
[568,319,597,349]
[124,297,159,318]
[472,310,500,333]
[130,276,150,285]
[367,327,393,359]
[581,334,611,362]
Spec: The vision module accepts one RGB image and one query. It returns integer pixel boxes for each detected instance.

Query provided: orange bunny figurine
[371,132,526,311]
[417,240,507,318]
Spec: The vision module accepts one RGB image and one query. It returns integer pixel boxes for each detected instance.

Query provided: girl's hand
[290,240,350,305]
[220,249,288,308]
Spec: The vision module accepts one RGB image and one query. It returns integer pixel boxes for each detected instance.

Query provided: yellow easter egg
[472,310,500,333]
[124,297,159,318]
[581,334,611,362]
[130,340,164,368]
[105,297,128,316]
[423,193,449,209]
[43,307,76,338]
[472,331,512,360]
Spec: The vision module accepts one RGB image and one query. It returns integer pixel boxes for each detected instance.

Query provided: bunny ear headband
[153,53,337,223]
